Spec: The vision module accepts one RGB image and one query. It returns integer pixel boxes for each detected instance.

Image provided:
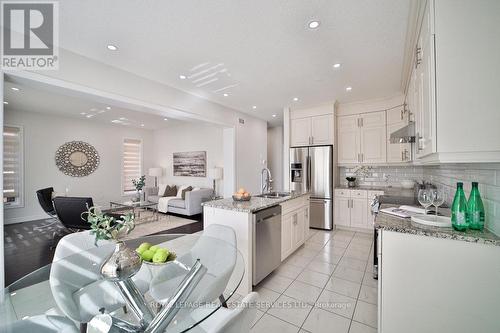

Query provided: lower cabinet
[281,196,310,261]
[334,189,383,231]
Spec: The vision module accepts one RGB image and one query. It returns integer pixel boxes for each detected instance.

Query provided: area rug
[124,211,200,239]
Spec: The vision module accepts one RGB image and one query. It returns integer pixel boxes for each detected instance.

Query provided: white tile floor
[250,228,377,333]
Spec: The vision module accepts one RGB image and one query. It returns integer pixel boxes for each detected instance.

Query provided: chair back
[36,187,56,216]
[211,292,258,333]
[53,196,93,230]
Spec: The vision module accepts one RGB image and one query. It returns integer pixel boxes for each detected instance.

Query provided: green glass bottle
[451,182,468,231]
[468,182,485,230]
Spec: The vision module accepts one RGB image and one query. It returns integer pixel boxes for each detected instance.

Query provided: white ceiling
[3,77,194,130]
[57,0,411,125]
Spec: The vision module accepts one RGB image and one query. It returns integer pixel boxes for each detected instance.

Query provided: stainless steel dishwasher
[252,205,282,285]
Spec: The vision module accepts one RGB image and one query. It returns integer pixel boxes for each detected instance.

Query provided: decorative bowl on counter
[232,194,251,202]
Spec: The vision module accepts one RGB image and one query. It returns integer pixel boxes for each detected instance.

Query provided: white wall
[4,109,155,224]
[153,122,224,195]
[267,126,283,191]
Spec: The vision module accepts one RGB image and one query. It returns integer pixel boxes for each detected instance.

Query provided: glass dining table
[0,234,245,333]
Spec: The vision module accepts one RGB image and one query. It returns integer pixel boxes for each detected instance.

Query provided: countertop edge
[202,192,310,213]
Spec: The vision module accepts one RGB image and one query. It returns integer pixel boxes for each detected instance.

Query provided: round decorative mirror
[55,141,99,177]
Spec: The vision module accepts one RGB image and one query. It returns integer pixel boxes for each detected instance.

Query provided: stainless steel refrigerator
[290,146,333,230]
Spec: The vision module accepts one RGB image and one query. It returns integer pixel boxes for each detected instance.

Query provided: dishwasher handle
[257,212,280,223]
[254,206,282,223]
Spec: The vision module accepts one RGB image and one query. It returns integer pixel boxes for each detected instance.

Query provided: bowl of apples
[232,188,251,202]
[136,242,176,266]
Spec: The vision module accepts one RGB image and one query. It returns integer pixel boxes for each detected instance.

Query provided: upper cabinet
[406,0,500,163]
[337,111,386,165]
[387,106,411,163]
[290,105,334,147]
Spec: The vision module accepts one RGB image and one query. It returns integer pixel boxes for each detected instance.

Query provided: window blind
[3,126,22,206]
[122,138,142,192]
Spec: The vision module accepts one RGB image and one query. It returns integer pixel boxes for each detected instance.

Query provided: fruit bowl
[142,252,177,266]
[232,194,251,202]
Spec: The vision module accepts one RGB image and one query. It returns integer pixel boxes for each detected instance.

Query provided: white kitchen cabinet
[290,114,334,147]
[334,196,351,227]
[290,117,311,147]
[337,115,359,164]
[379,230,500,332]
[311,114,334,145]
[350,198,368,228]
[337,111,386,164]
[281,195,310,261]
[386,107,411,163]
[334,189,378,231]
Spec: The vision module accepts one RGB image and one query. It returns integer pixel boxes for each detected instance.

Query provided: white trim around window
[3,125,24,209]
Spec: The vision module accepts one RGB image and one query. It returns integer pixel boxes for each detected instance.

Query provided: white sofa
[145,184,213,216]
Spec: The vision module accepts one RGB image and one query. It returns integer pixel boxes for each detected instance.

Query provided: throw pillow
[163,185,177,197]
[181,186,193,200]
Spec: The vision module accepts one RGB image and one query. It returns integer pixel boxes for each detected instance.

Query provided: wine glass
[431,189,445,218]
[418,189,433,215]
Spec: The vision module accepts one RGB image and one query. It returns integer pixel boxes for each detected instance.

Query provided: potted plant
[132,175,146,202]
[83,207,141,281]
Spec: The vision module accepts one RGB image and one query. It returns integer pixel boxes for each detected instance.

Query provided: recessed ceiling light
[179,74,187,80]
[308,20,320,29]
[98,110,106,114]
[119,117,127,120]
[80,112,87,115]
[163,118,168,121]
[346,86,352,92]
[140,124,145,127]
[252,106,257,110]
[272,114,277,118]
[293,97,299,102]
[90,108,97,112]
[333,63,341,68]
[3,101,8,105]
[107,44,118,51]
[86,114,94,118]
[223,93,229,97]
[106,106,111,110]
[11,87,19,91]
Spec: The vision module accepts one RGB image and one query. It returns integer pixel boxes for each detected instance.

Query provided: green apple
[141,249,155,262]
[152,250,168,263]
[136,242,152,255]
[149,245,160,253]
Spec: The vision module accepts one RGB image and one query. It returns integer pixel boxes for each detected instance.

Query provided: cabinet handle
[360,118,363,127]
[416,132,423,151]
[357,118,360,127]
[400,110,404,120]
[415,47,422,68]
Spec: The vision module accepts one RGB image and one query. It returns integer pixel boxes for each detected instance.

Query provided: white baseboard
[4,214,51,225]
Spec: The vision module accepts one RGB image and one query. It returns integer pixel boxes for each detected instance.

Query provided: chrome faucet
[261,168,273,194]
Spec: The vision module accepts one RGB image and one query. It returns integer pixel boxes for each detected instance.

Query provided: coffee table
[109,200,159,223]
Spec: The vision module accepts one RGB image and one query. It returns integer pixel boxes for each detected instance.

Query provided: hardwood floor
[3,215,203,286]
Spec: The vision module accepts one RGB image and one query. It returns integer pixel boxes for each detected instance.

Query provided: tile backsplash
[339,163,500,235]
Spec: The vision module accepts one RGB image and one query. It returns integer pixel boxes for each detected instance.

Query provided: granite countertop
[375,204,500,246]
[202,191,309,213]
[335,185,415,197]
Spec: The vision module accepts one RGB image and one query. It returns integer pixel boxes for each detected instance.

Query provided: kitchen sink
[255,192,291,199]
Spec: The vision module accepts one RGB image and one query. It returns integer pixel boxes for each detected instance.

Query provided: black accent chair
[53,196,93,231]
[36,187,57,217]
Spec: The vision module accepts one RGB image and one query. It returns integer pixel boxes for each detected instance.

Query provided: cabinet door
[311,114,334,145]
[387,122,411,163]
[387,106,408,125]
[360,111,387,164]
[350,198,368,229]
[303,203,310,240]
[281,213,293,260]
[293,209,306,248]
[416,3,436,158]
[334,197,351,227]
[337,115,360,164]
[291,118,311,147]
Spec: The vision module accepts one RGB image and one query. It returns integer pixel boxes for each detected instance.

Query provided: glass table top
[0,234,244,333]
[110,200,158,208]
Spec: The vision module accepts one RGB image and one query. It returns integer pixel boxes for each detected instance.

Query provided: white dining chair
[2,314,79,333]
[150,224,237,305]
[49,231,152,325]
[192,292,259,333]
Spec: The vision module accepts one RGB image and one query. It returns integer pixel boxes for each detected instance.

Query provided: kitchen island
[202,192,310,294]
[375,205,500,333]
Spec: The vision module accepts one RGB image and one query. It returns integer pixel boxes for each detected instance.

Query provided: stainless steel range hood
[390,121,416,143]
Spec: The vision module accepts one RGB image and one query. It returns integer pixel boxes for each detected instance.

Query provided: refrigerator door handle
[307,155,312,192]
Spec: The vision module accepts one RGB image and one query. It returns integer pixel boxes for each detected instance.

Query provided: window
[122,138,142,193]
[3,126,23,208]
